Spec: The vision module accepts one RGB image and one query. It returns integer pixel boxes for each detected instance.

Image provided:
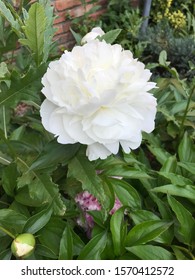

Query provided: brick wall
[52,0,108,50]
[14,0,140,50]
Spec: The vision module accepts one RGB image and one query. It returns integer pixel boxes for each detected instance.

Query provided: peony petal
[40,35,157,161]
[86,143,112,161]
[62,115,94,145]
[40,99,57,131]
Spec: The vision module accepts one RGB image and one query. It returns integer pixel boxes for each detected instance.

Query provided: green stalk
[178,84,195,142]
[2,106,7,139]
[0,226,15,239]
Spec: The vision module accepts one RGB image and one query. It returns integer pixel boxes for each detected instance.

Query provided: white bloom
[81,27,105,44]
[40,37,157,161]
[14,243,34,257]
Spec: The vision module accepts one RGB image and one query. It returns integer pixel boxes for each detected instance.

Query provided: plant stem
[2,106,7,139]
[178,84,195,142]
[0,226,15,239]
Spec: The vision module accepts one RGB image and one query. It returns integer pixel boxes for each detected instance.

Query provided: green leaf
[23,204,53,234]
[110,207,127,256]
[126,245,174,260]
[0,65,46,107]
[158,172,193,186]
[16,172,66,216]
[19,3,46,65]
[38,217,66,256]
[0,209,27,236]
[0,0,21,37]
[42,1,56,62]
[147,146,171,165]
[99,29,122,44]
[9,125,26,141]
[104,166,151,179]
[70,28,82,45]
[29,141,80,171]
[125,220,172,246]
[0,151,12,165]
[35,244,57,259]
[160,155,177,173]
[59,225,73,260]
[0,249,12,260]
[168,195,195,245]
[107,178,141,209]
[178,132,195,163]
[68,150,113,216]
[2,163,18,197]
[78,231,107,260]
[178,162,195,175]
[152,184,195,201]
[159,50,170,66]
[171,245,193,260]
[129,210,174,244]
[71,231,85,257]
[0,62,10,84]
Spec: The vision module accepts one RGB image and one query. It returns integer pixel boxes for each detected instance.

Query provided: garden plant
[0,0,195,260]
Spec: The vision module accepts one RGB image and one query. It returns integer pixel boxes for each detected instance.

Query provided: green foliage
[0,0,195,261]
[142,21,195,78]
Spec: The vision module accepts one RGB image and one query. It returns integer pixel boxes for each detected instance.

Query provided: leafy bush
[141,21,195,79]
[0,0,195,260]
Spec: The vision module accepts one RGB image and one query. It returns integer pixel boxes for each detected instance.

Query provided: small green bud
[11,233,35,258]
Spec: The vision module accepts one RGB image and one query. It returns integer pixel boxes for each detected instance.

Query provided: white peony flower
[81,27,105,44]
[40,36,157,161]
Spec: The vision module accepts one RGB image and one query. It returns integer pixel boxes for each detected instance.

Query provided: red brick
[54,11,66,24]
[55,0,82,12]
[55,21,71,35]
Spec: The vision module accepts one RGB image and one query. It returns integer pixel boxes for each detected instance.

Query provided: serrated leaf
[125,220,172,246]
[0,0,21,37]
[78,231,107,260]
[59,225,73,260]
[42,1,56,62]
[68,150,113,216]
[168,195,195,245]
[19,3,46,65]
[16,158,66,215]
[99,29,122,44]
[126,245,174,260]
[0,65,46,107]
[16,173,66,216]
[23,204,53,234]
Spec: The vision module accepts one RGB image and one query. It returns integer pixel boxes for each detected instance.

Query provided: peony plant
[40,27,157,161]
[1,1,194,261]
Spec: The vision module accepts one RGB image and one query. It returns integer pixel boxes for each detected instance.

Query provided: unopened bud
[11,233,35,258]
